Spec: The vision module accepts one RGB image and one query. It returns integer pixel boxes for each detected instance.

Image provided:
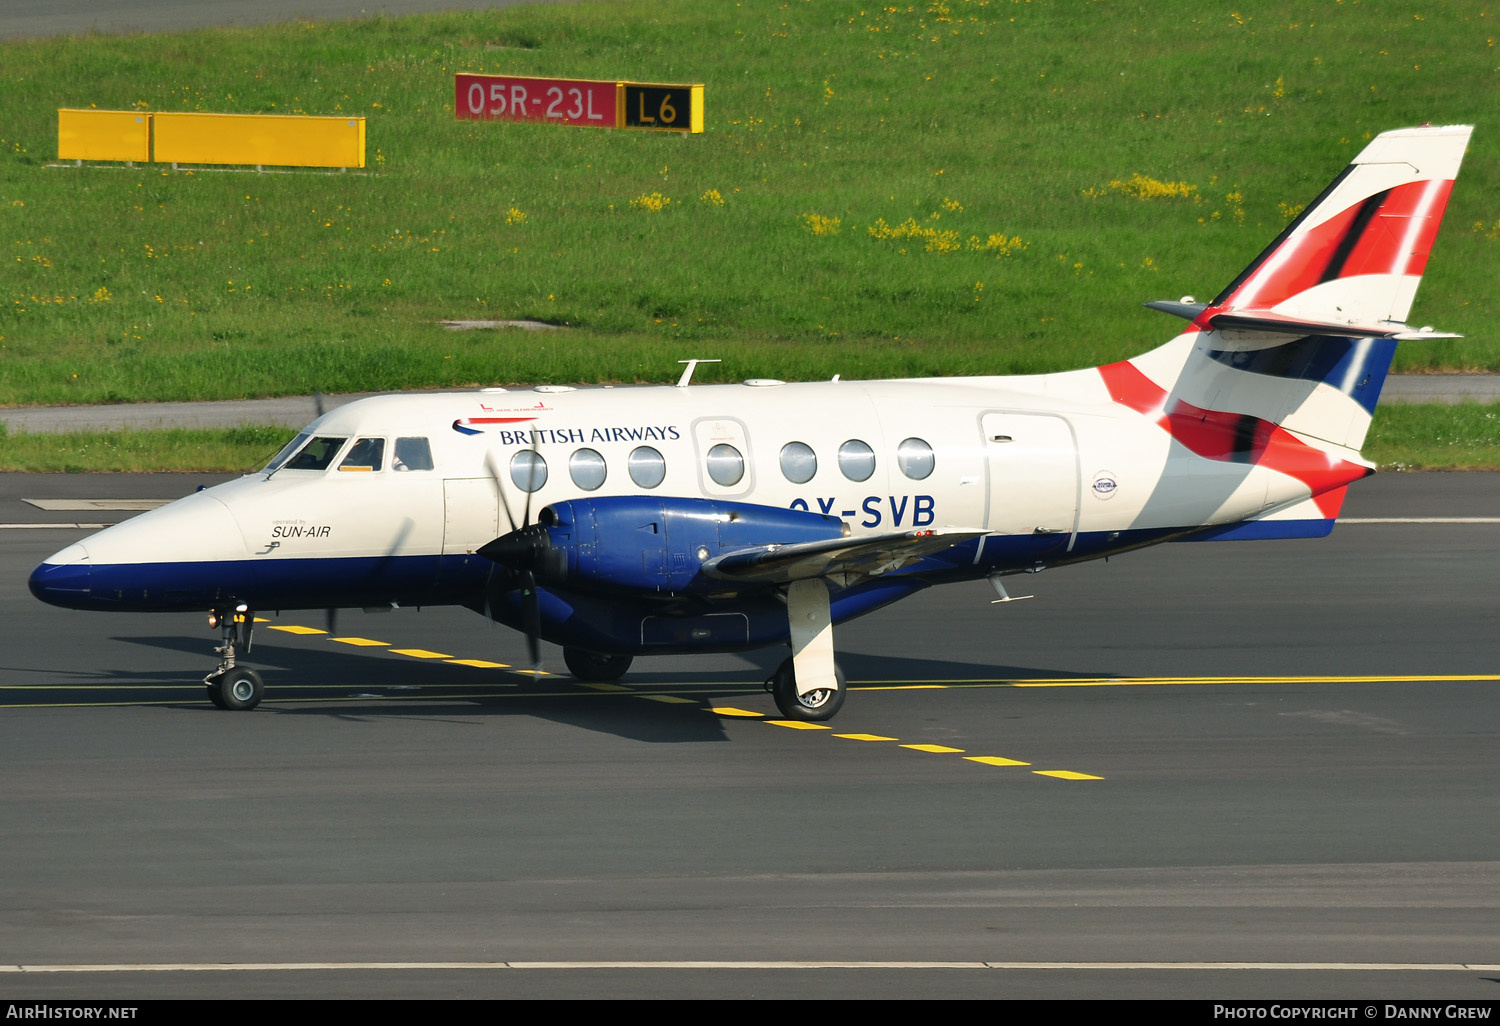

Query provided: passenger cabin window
[393,437,434,472]
[263,433,309,473]
[339,437,385,472]
[628,446,666,489]
[779,442,817,485]
[282,436,348,472]
[897,437,935,480]
[510,450,548,492]
[706,444,745,487]
[838,439,876,482]
[569,448,607,491]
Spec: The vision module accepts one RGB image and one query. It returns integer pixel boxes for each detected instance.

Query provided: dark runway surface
[2,472,1498,998]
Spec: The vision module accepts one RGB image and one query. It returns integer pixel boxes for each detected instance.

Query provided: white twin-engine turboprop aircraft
[31,124,1472,721]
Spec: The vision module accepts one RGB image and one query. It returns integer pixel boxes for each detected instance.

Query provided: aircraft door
[982,412,1080,552]
[443,477,501,555]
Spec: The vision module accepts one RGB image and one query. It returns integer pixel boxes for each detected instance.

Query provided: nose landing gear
[206,604,263,711]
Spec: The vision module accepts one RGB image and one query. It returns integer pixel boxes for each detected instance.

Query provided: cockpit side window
[393,437,435,472]
[339,437,385,472]
[282,436,348,472]
[263,432,310,473]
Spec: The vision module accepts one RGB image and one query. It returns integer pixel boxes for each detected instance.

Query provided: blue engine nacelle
[525,496,847,595]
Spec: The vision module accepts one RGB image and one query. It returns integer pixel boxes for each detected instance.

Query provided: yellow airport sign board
[58,109,150,163]
[58,110,365,169]
[153,112,365,168]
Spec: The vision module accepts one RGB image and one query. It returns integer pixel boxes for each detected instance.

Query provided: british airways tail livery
[30,125,1472,720]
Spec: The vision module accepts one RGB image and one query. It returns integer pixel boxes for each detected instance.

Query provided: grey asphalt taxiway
[2,471,1498,999]
[6,0,1500,1001]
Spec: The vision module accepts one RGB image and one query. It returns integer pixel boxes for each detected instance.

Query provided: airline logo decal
[1098,360,1368,517]
[1212,177,1454,314]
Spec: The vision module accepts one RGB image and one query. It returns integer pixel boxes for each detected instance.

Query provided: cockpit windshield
[280,436,349,472]
[262,433,309,473]
[338,437,385,472]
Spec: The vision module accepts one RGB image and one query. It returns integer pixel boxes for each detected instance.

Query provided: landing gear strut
[205,604,263,711]
[563,647,633,683]
[767,578,846,721]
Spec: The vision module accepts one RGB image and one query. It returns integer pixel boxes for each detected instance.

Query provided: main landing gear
[766,578,847,722]
[205,604,263,711]
[563,647,633,683]
[767,656,847,722]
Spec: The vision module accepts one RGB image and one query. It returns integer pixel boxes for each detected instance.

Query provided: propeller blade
[325,606,338,635]
[314,390,326,417]
[521,569,541,671]
[484,450,520,535]
[520,430,542,530]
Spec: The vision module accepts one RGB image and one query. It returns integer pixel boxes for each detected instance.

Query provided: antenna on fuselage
[676,358,721,387]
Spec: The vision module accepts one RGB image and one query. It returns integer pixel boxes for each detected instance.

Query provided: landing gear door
[982,412,1080,551]
[443,477,501,556]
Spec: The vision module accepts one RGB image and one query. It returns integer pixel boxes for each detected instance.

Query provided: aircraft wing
[701,527,987,586]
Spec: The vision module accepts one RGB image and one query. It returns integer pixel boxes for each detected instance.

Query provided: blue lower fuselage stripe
[25,524,1233,653]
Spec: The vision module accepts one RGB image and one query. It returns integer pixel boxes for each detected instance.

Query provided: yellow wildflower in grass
[1471,218,1500,240]
[867,217,1025,256]
[941,197,964,213]
[1279,201,1305,222]
[505,207,527,225]
[700,189,725,206]
[867,217,961,253]
[801,212,842,236]
[969,233,1027,258]
[1101,173,1198,201]
[630,192,672,212]
[88,286,110,303]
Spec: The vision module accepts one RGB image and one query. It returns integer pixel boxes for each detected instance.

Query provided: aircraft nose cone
[29,542,92,608]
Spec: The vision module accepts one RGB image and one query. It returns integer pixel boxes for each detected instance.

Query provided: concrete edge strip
[3,961,1499,973]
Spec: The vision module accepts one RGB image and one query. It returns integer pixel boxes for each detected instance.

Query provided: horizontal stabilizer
[703,527,986,585]
[1144,300,1459,341]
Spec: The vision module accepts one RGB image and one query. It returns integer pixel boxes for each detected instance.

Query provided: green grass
[4,403,1495,473]
[1364,402,1500,471]
[3,0,1500,409]
[0,423,292,472]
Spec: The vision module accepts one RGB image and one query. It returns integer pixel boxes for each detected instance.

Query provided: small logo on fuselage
[1091,472,1118,500]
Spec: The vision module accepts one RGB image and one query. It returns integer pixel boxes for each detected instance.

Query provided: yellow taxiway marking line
[711,707,765,718]
[900,743,964,754]
[267,625,327,635]
[766,720,832,730]
[1034,770,1105,781]
[444,659,510,669]
[329,637,388,647]
[512,669,551,676]
[388,648,452,659]
[858,684,949,691]
[640,694,695,704]
[835,733,897,742]
[578,681,630,691]
[965,756,1031,767]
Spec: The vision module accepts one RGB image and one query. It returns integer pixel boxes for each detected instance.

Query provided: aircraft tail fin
[1095,126,1469,539]
[1109,124,1470,458]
